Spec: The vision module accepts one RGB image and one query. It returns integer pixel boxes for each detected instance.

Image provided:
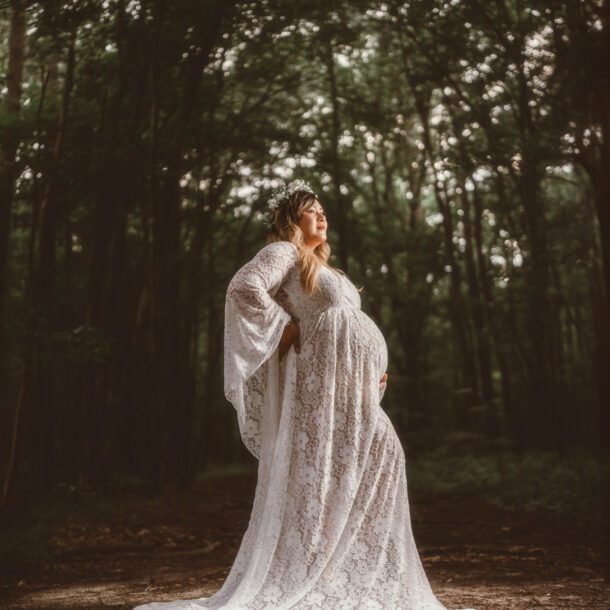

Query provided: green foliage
[408,449,609,522]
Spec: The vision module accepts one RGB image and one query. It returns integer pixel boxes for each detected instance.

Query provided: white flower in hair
[267,179,316,210]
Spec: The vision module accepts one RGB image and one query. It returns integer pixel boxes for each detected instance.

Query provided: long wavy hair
[266,189,347,295]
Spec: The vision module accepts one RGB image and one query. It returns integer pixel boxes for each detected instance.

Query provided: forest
[1,1,609,607]
[0,0,608,503]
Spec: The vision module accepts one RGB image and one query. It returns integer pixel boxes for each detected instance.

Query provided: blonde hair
[266,189,347,295]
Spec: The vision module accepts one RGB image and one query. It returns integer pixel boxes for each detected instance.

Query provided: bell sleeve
[223,240,298,460]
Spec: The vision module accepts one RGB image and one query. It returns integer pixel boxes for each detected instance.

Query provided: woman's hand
[379,373,388,392]
[279,319,300,360]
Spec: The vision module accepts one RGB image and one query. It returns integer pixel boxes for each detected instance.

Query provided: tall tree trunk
[0,0,26,508]
[459,177,496,435]
[0,0,26,337]
[471,184,507,438]
[517,155,560,449]
[146,0,165,492]
[34,39,75,308]
[322,38,349,272]
[585,162,610,453]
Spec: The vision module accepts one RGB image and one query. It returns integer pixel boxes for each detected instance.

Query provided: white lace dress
[134,240,448,610]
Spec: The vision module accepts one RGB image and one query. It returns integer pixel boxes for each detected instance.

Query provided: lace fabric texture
[134,240,448,610]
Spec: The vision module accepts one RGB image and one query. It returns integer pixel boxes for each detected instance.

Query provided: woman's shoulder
[258,240,299,260]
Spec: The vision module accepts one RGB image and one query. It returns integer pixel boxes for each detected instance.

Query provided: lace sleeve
[224,240,298,459]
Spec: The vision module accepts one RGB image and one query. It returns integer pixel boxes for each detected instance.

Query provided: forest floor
[1,470,608,610]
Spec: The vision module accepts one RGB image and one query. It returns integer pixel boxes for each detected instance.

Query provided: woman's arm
[227,241,297,316]
[379,372,388,400]
[224,241,298,394]
[223,240,299,458]
[279,319,300,360]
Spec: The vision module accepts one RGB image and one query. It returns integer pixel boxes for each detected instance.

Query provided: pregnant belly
[300,305,388,375]
[351,308,389,375]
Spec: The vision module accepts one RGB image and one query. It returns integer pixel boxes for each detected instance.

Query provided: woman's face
[298,199,327,249]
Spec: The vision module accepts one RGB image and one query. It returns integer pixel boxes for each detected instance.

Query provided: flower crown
[267,179,317,210]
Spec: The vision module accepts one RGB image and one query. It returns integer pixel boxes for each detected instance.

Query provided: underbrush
[407,447,609,522]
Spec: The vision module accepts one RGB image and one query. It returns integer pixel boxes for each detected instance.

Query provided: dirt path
[1,471,608,609]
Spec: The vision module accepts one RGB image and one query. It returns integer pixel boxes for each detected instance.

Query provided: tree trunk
[459,177,497,435]
[0,0,26,336]
[585,163,610,453]
[322,38,349,272]
[0,0,26,508]
[34,39,75,308]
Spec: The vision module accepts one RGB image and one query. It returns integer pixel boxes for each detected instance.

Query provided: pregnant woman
[135,180,448,609]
